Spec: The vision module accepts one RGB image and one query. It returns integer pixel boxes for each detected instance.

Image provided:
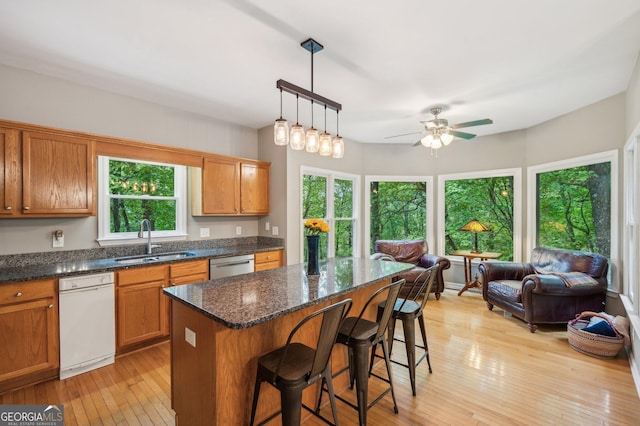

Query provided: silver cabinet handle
[48,304,54,309]
[23,206,30,211]
[4,206,11,210]
[15,292,22,297]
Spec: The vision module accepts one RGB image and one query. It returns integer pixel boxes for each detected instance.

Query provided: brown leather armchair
[478,247,608,332]
[371,239,450,299]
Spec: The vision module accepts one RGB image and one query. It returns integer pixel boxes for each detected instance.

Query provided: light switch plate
[272,226,279,236]
[185,327,196,347]
[265,221,270,231]
[235,226,242,235]
[52,235,64,248]
[200,227,210,238]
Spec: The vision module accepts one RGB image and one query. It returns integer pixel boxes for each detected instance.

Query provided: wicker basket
[567,311,625,358]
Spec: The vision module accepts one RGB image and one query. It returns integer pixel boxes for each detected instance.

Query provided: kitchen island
[163,257,413,425]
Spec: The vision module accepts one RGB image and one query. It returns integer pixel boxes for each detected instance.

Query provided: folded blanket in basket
[551,272,599,288]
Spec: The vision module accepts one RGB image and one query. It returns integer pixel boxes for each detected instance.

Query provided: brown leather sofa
[371,239,450,299]
[478,246,608,332]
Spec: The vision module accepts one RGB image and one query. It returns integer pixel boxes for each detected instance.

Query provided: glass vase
[306,235,320,275]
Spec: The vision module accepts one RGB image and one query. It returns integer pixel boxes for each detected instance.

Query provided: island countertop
[163,256,413,329]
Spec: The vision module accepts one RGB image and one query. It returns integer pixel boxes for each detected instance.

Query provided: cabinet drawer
[169,259,208,278]
[0,279,56,305]
[255,250,282,265]
[117,265,166,286]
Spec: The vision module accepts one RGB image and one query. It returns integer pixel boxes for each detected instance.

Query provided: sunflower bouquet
[304,218,330,236]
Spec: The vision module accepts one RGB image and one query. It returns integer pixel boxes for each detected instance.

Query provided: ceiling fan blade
[412,140,422,147]
[450,118,493,129]
[450,130,476,140]
[384,131,422,139]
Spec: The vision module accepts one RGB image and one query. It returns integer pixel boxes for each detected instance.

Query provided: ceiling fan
[386,107,493,149]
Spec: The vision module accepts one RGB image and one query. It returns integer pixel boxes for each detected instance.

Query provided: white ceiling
[1,0,640,145]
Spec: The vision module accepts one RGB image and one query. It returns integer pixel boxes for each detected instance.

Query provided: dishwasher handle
[215,260,252,268]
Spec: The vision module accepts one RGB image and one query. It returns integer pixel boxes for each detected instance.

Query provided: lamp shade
[305,127,319,152]
[440,132,454,145]
[273,119,289,145]
[421,134,434,147]
[331,135,344,158]
[460,219,490,233]
[319,132,332,156]
[290,124,306,150]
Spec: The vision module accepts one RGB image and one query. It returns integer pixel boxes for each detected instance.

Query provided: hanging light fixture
[290,95,306,150]
[319,106,333,156]
[273,88,289,145]
[332,110,344,158]
[274,37,344,158]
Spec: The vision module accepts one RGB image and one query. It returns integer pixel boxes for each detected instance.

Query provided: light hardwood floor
[2,289,639,425]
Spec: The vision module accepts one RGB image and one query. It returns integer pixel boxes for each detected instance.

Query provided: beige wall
[627,54,640,139]
[0,64,261,255]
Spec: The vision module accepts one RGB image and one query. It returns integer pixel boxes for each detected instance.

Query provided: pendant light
[319,105,333,156]
[305,101,320,153]
[290,95,306,150]
[273,88,289,146]
[331,110,344,158]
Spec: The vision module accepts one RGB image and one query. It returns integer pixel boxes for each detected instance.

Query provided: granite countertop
[163,257,414,329]
[0,238,284,284]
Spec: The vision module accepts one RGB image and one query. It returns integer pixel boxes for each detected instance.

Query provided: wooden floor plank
[1,289,639,425]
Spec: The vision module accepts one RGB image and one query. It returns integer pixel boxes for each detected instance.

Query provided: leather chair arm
[370,252,396,262]
[522,274,607,296]
[419,254,451,270]
[478,262,534,282]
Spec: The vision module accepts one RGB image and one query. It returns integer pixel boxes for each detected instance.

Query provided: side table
[450,250,502,296]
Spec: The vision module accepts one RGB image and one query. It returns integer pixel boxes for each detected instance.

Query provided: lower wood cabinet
[0,279,58,394]
[255,249,283,272]
[116,259,209,353]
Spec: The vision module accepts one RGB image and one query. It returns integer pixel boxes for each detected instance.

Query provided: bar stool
[319,279,404,426]
[249,298,352,426]
[377,265,438,396]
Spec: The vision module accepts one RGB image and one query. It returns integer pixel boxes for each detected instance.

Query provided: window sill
[96,234,188,247]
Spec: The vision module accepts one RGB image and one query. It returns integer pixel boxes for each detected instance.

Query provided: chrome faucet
[138,219,158,254]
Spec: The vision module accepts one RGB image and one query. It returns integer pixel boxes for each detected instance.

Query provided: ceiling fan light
[305,127,320,152]
[431,138,443,149]
[441,132,454,145]
[273,119,289,145]
[290,124,306,150]
[331,135,344,158]
[319,132,332,156]
[421,134,434,147]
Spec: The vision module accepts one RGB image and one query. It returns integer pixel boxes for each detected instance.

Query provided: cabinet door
[117,280,168,349]
[22,131,95,215]
[255,250,282,272]
[240,162,269,214]
[0,127,19,216]
[0,280,58,392]
[169,260,209,286]
[202,157,239,214]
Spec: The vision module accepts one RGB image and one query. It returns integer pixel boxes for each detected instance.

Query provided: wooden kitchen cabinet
[116,260,209,353]
[0,127,96,217]
[169,259,209,286]
[192,154,270,216]
[254,249,283,272]
[116,265,168,352]
[0,279,59,394]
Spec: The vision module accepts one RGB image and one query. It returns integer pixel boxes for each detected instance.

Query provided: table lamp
[460,219,490,253]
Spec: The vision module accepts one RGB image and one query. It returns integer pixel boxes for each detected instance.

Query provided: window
[365,176,433,254]
[302,167,359,261]
[98,156,187,244]
[528,150,618,289]
[439,169,522,261]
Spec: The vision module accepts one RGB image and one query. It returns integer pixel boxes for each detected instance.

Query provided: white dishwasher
[59,272,115,380]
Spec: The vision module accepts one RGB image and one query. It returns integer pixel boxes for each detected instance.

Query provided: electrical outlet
[52,230,64,248]
[235,226,242,236]
[200,227,210,238]
[265,221,270,231]
[185,327,196,348]
[272,226,279,236]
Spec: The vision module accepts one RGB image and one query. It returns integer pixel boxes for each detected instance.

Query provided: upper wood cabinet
[0,126,96,217]
[192,155,270,216]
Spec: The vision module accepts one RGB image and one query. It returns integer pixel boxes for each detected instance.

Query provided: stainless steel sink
[114,252,196,265]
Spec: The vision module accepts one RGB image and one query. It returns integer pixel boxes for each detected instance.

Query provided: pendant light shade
[319,132,332,156]
[441,132,454,145]
[274,119,289,145]
[421,134,434,147]
[290,124,306,150]
[305,127,319,152]
[331,135,344,158]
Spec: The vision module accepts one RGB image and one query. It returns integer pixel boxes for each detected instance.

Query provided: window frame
[300,166,360,260]
[438,168,522,261]
[97,156,188,246]
[527,149,618,290]
[364,175,434,255]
